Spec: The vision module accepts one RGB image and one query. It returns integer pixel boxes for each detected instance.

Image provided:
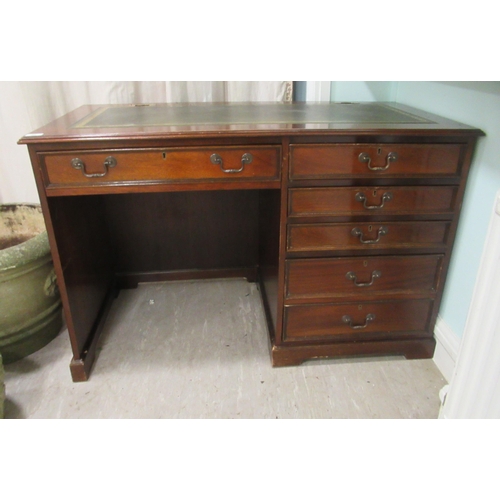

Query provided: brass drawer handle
[342,313,376,329]
[355,191,393,209]
[358,152,398,171]
[351,226,388,244]
[346,270,381,287]
[71,156,117,178]
[210,152,253,173]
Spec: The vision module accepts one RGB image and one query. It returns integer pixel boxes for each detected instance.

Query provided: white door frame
[305,81,331,102]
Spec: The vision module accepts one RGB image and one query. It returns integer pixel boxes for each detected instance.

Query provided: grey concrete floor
[3,279,446,418]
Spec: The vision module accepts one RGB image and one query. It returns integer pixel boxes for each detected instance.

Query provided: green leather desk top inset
[19,102,484,144]
[73,102,433,128]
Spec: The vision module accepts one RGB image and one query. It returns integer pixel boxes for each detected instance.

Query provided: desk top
[19,102,484,144]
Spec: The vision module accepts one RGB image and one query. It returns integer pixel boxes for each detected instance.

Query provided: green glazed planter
[0,353,4,418]
[0,204,62,364]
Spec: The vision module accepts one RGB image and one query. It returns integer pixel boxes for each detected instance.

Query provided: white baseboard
[433,315,461,382]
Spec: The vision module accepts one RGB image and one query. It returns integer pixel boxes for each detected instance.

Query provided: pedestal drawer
[288,186,458,217]
[287,221,451,252]
[283,299,433,342]
[41,146,280,186]
[285,255,443,299]
[289,144,461,179]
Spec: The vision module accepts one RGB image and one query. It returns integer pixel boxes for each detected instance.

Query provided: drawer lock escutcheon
[358,151,398,171]
[210,152,253,174]
[71,156,117,178]
[346,270,381,287]
[342,313,376,329]
[351,226,388,244]
[355,191,393,209]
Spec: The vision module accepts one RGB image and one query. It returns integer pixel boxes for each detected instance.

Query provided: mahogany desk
[19,103,484,382]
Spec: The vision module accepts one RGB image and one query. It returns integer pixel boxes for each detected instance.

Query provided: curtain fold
[0,81,292,204]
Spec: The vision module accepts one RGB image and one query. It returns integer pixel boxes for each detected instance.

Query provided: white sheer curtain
[0,81,292,204]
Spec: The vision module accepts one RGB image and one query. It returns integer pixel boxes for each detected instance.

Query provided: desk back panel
[103,191,261,276]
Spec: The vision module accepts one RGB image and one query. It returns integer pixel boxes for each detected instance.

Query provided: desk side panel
[47,196,115,363]
[258,189,282,339]
[26,145,116,381]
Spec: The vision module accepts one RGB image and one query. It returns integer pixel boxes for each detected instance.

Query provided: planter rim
[0,204,50,271]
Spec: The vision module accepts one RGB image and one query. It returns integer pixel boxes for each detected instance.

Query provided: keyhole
[373,189,377,197]
[358,304,363,310]
[162,152,167,159]
[368,225,373,232]
[363,260,368,267]
[377,147,382,155]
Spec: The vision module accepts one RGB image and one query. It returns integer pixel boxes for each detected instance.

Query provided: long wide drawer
[285,255,443,300]
[289,144,462,179]
[283,299,433,342]
[287,221,451,252]
[288,186,458,218]
[41,146,281,186]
